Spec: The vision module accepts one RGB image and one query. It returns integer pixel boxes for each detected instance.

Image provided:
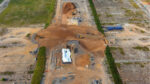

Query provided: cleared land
[35,0,112,84]
[37,24,108,84]
[93,0,150,84]
[112,26,150,83]
[54,0,94,26]
[105,24,150,84]
[0,27,42,84]
[0,0,56,84]
[0,0,55,27]
[94,0,150,28]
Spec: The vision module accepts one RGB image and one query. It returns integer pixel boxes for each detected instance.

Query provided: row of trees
[31,47,46,84]
[88,0,123,84]
[88,0,104,34]
[105,46,123,84]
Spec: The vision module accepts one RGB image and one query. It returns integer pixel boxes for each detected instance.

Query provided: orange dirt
[63,2,76,14]
[42,0,108,83]
[62,2,77,24]
[39,24,106,84]
[36,24,106,53]
[80,39,106,52]
[76,54,90,67]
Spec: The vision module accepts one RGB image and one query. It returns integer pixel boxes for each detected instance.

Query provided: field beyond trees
[0,0,55,27]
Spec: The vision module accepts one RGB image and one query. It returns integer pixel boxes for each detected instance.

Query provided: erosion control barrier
[105,46,123,84]
[88,0,104,34]
[31,47,46,84]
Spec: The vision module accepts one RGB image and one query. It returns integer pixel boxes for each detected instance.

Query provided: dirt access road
[54,0,94,26]
[36,0,112,84]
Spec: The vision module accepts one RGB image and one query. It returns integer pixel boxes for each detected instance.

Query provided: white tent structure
[62,48,72,63]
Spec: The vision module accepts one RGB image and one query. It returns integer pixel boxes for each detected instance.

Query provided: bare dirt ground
[93,0,150,83]
[61,2,76,24]
[94,0,150,28]
[54,0,95,26]
[105,24,150,84]
[36,0,112,84]
[140,0,150,19]
[37,24,105,51]
[0,0,111,84]
[37,24,108,84]
[0,27,41,84]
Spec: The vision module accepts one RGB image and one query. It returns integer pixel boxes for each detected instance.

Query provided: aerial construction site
[0,0,111,83]
[0,0,150,84]
[36,0,110,84]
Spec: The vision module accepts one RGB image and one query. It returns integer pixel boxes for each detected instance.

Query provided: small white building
[62,48,72,63]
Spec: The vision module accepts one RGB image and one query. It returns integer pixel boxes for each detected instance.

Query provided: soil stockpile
[36,24,106,54]
[63,2,76,14]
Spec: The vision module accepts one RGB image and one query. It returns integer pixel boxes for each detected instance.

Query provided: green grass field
[0,0,56,27]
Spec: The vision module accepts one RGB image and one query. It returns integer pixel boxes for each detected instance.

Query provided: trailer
[106,26,123,31]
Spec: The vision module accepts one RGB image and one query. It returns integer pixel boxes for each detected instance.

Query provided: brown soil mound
[80,39,105,52]
[36,24,106,53]
[36,25,76,49]
[63,2,76,14]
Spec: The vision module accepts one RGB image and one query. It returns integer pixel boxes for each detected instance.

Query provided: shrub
[133,46,149,51]
[28,70,34,74]
[110,47,125,55]
[1,78,7,81]
[0,71,15,75]
[26,33,31,38]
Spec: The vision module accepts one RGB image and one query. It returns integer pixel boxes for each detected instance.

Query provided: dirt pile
[36,24,106,54]
[63,2,76,14]
[36,25,76,49]
[62,2,77,24]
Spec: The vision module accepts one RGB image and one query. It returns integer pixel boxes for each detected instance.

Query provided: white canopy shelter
[62,48,72,63]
